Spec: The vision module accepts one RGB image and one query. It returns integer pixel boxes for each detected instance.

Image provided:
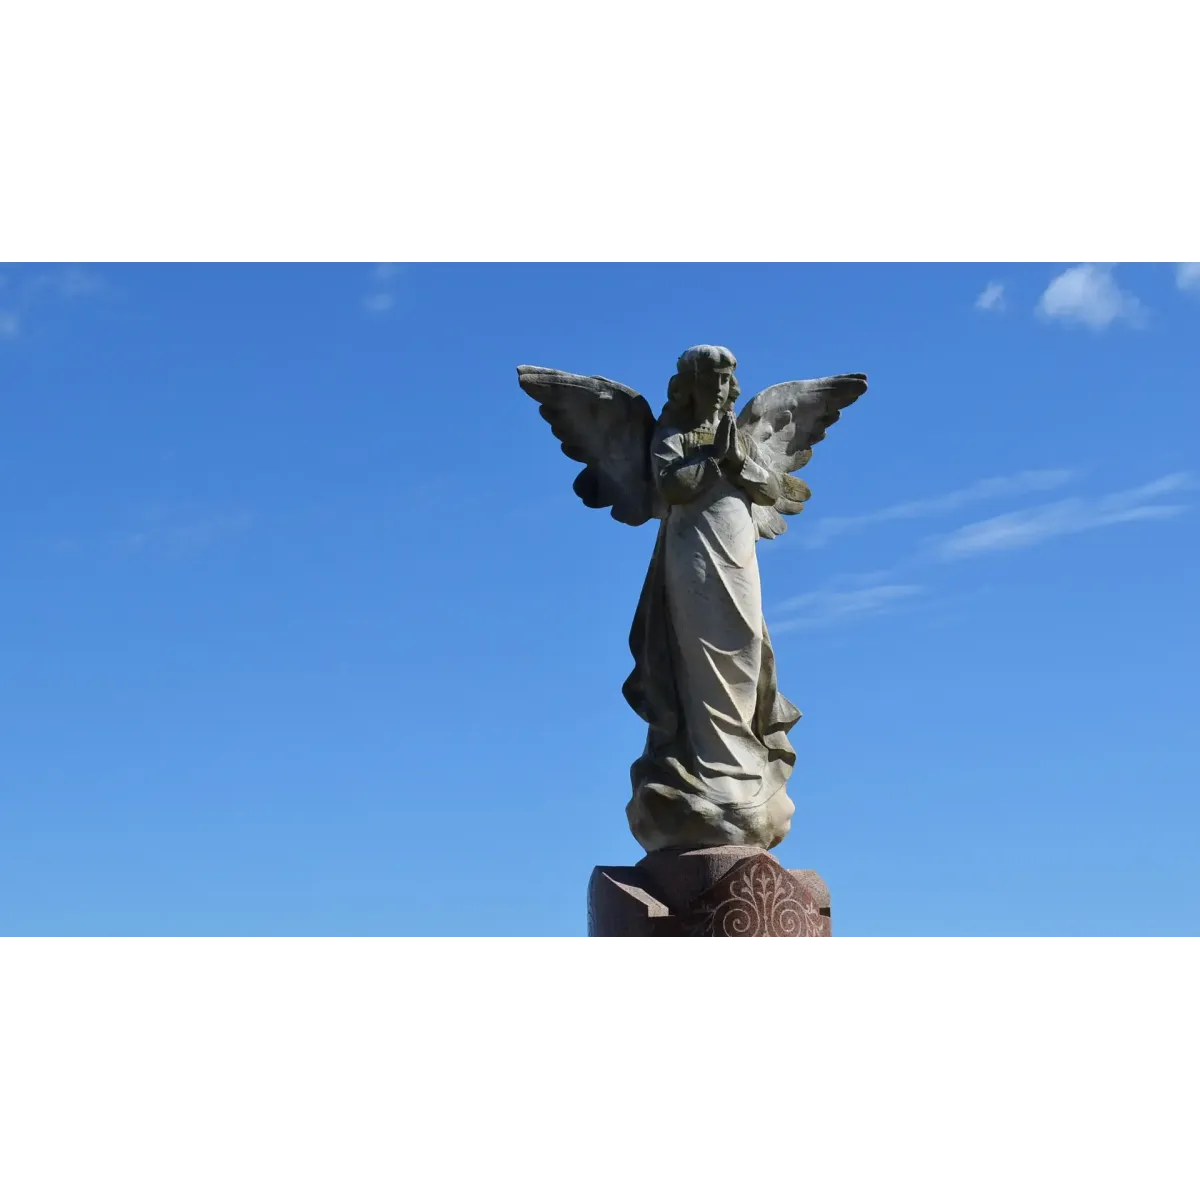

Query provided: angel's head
[665,345,740,424]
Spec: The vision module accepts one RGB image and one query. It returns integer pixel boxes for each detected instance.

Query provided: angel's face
[697,367,734,417]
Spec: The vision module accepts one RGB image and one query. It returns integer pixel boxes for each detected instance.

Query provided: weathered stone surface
[664,855,831,937]
[518,348,867,856]
[586,868,669,938]
[588,847,831,937]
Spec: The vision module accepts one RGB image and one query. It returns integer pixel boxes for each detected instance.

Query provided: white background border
[4,2,1197,260]
[3,940,1197,1198]
[4,2,1196,1194]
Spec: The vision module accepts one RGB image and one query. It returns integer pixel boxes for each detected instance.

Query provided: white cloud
[124,510,254,557]
[773,476,1191,632]
[63,268,105,297]
[0,266,106,341]
[929,474,1191,560]
[1036,264,1145,329]
[975,281,1006,312]
[773,583,927,631]
[363,263,406,314]
[801,468,1078,548]
[1177,263,1200,291]
[28,266,106,300]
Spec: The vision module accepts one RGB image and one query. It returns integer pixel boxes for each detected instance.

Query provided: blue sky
[1,262,1197,935]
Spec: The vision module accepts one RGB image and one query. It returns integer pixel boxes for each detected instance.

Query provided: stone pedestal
[588,845,832,937]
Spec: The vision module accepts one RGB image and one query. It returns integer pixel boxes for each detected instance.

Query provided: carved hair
[663,344,740,426]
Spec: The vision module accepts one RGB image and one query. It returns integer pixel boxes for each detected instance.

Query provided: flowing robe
[623,417,802,852]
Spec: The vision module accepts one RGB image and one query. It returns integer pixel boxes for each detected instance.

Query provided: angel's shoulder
[652,417,709,455]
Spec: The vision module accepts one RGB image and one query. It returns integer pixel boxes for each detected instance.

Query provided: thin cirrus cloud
[927,473,1192,561]
[800,468,1079,549]
[1036,264,1146,330]
[0,273,14,338]
[124,510,255,557]
[0,265,106,341]
[772,582,927,632]
[778,472,1191,633]
[363,263,405,314]
[27,266,106,301]
[975,281,1006,312]
[1177,263,1200,291]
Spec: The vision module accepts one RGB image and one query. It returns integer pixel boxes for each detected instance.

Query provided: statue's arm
[724,435,783,507]
[712,414,782,507]
[652,430,722,506]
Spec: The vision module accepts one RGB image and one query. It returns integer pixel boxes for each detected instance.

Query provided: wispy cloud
[363,263,405,314]
[0,274,15,338]
[801,468,1079,549]
[928,473,1192,560]
[1177,263,1200,291]
[1036,264,1146,330]
[775,474,1192,634]
[124,510,254,557]
[363,292,395,313]
[0,265,107,342]
[773,583,927,631]
[975,281,1006,312]
[27,266,106,300]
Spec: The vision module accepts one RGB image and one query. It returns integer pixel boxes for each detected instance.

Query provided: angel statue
[517,346,867,855]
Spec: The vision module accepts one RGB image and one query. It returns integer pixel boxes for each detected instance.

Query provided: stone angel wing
[516,365,663,527]
[737,373,869,539]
